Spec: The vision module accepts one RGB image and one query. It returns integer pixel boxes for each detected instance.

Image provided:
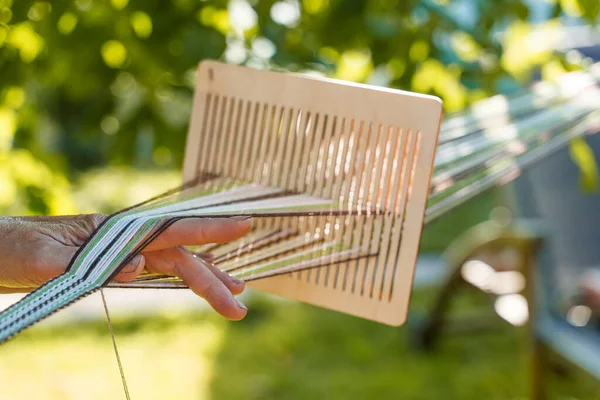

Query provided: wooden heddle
[0,60,444,344]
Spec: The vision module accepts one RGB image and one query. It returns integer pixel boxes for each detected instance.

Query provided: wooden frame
[181,61,444,326]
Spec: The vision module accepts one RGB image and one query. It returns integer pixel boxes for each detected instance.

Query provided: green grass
[1,289,599,400]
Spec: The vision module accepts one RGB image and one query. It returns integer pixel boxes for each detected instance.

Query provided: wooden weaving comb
[115,60,444,326]
[0,61,443,343]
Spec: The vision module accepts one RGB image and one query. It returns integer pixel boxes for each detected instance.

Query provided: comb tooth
[331,118,358,289]
[296,112,317,193]
[200,93,220,174]
[263,106,286,234]
[379,128,414,300]
[264,105,283,186]
[294,112,321,281]
[287,109,308,192]
[339,119,367,292]
[268,107,294,236]
[345,121,376,293]
[187,91,211,182]
[321,116,345,287]
[312,114,332,194]
[359,124,391,297]
[323,117,341,185]
[206,95,227,173]
[223,98,243,178]
[278,108,297,189]
[303,113,324,195]
[372,126,404,300]
[196,92,218,177]
[300,225,319,283]
[275,108,301,262]
[253,103,272,184]
[310,114,335,285]
[215,97,235,175]
[271,107,292,188]
[291,111,316,275]
[368,127,398,298]
[317,115,344,285]
[258,105,281,235]
[230,99,250,179]
[350,122,381,294]
[383,129,420,301]
[240,101,259,182]
[251,103,271,234]
[285,110,310,270]
[226,99,254,260]
[303,113,329,283]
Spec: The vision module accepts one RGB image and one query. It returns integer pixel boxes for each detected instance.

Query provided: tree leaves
[0,0,597,216]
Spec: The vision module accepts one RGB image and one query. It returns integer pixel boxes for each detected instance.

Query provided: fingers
[112,254,146,283]
[200,257,245,295]
[144,247,247,320]
[144,217,252,251]
[195,252,215,264]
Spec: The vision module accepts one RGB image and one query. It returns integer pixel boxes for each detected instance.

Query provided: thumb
[36,247,145,285]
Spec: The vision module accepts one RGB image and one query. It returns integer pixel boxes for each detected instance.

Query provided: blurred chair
[412,130,600,399]
[411,213,547,398]
[411,211,543,347]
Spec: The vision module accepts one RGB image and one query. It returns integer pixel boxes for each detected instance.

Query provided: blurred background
[1,0,600,399]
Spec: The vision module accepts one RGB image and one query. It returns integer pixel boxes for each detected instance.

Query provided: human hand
[0,214,252,320]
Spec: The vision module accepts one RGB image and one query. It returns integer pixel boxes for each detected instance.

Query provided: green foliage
[0,0,597,216]
[569,136,600,194]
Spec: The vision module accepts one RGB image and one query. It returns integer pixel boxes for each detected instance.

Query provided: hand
[0,214,252,320]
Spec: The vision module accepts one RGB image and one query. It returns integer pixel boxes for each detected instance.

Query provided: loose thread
[101,289,131,400]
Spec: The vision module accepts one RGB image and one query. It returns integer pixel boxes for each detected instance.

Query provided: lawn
[1,288,599,400]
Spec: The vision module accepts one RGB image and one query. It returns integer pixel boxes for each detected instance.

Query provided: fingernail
[123,254,143,273]
[233,296,247,311]
[201,254,215,263]
[229,274,244,285]
[231,215,251,220]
